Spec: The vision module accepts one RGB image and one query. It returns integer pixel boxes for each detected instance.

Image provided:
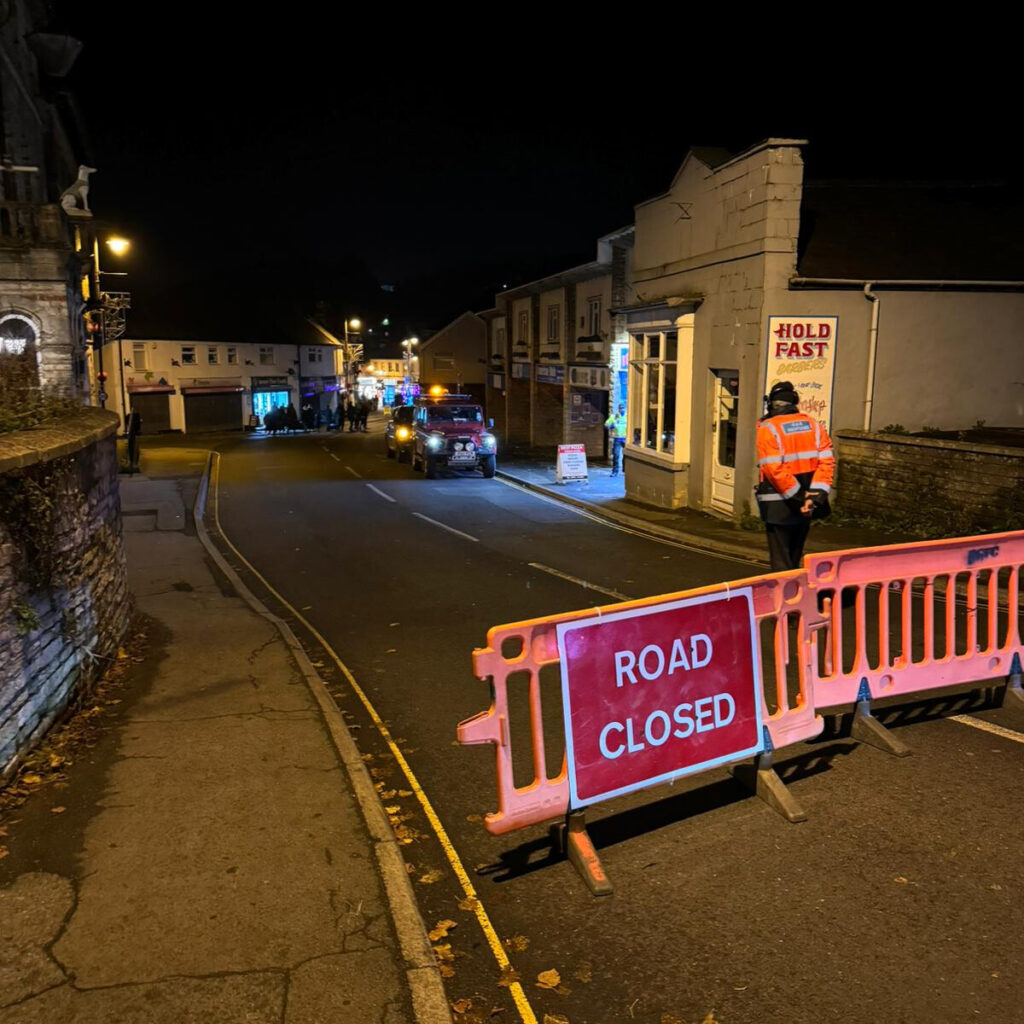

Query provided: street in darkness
[206,428,1024,1024]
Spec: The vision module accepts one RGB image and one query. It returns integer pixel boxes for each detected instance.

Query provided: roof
[797,181,1024,281]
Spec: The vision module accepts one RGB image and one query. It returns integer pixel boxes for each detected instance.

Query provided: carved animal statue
[60,165,97,213]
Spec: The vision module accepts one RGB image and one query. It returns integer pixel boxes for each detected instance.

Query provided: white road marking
[366,484,395,503]
[948,714,1024,744]
[328,453,341,462]
[411,512,478,543]
[528,562,631,602]
[346,465,361,477]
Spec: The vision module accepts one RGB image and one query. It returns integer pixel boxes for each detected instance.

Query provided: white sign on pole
[763,316,839,431]
[555,444,589,484]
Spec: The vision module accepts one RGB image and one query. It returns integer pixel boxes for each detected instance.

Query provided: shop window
[629,331,677,456]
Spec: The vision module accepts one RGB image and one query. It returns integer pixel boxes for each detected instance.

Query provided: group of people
[263,396,376,435]
[605,381,834,571]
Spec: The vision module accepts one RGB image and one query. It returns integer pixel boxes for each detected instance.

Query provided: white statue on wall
[60,165,97,217]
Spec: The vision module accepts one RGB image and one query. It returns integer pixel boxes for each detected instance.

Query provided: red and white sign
[556,443,588,483]
[556,589,763,808]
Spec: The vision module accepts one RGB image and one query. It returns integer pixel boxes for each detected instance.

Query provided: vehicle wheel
[481,454,496,478]
[386,444,396,459]
[425,455,438,479]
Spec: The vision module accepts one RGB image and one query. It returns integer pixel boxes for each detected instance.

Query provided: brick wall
[0,409,129,778]
[835,429,1024,531]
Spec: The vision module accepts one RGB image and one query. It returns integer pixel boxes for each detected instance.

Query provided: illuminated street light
[402,336,419,396]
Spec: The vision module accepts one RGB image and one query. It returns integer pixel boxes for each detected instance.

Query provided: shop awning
[127,384,175,394]
[180,385,245,395]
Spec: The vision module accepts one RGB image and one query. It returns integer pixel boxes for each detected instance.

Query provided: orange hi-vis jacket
[755,412,835,524]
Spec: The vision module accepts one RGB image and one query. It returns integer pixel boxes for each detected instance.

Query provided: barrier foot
[851,699,912,757]
[1001,654,1024,710]
[731,749,807,824]
[555,811,613,897]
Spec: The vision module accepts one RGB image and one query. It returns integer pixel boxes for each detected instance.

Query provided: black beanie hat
[768,381,799,404]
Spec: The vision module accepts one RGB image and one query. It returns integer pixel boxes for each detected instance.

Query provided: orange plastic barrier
[457,572,826,836]
[804,529,1024,708]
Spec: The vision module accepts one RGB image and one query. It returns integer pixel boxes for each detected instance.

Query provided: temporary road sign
[556,588,763,808]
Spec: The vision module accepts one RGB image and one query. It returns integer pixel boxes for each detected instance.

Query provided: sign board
[763,316,838,431]
[555,443,588,484]
[536,363,565,385]
[556,589,763,808]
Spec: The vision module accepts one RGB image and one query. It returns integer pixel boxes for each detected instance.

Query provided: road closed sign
[556,589,763,808]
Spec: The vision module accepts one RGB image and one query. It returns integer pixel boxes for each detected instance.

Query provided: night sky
[46,12,1017,347]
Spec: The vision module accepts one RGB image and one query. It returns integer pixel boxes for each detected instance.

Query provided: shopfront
[251,376,292,425]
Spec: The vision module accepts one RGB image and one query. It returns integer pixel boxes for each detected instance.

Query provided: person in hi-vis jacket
[755,381,835,571]
[604,403,627,477]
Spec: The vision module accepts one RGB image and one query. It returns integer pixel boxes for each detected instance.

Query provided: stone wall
[835,429,1024,531]
[0,409,129,778]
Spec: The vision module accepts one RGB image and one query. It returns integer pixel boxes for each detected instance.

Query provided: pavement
[495,452,908,565]
[0,433,903,1023]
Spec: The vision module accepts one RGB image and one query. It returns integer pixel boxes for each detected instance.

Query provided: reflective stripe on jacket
[605,412,627,438]
[755,412,835,522]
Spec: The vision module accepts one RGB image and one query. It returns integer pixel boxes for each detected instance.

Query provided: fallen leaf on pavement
[466,813,483,823]
[699,1013,719,1024]
[429,920,458,941]
[433,943,454,963]
[573,962,592,983]
[497,966,521,988]
[419,869,444,884]
[21,774,42,786]
[50,806,66,814]
[0,846,8,859]
[398,789,413,797]
[893,875,909,884]
[380,789,397,800]
[458,896,480,912]
[451,998,472,1014]
[504,935,529,953]
[536,970,561,990]
[385,805,401,814]
[543,1015,569,1024]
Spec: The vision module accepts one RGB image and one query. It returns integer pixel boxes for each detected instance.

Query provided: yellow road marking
[210,454,537,1024]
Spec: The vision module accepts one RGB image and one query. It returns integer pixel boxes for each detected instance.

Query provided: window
[547,305,560,342]
[628,331,678,456]
[226,347,238,365]
[207,346,219,365]
[516,310,529,347]
[131,342,148,371]
[259,346,273,365]
[0,313,37,356]
[433,355,455,370]
[588,298,602,336]
[181,346,196,365]
[307,347,323,363]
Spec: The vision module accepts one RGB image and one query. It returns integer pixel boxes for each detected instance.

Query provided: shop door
[129,393,170,433]
[710,371,739,514]
[183,393,243,433]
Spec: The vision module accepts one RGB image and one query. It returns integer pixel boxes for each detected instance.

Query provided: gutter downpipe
[862,283,879,431]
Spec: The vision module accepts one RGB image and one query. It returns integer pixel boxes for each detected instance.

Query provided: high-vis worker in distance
[755,381,835,571]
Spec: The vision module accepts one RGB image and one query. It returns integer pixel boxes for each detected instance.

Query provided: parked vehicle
[385,404,416,461]
[410,394,497,478]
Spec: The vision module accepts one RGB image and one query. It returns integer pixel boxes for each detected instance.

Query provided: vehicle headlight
[427,435,442,450]
[480,434,496,449]
[454,441,464,451]
[465,441,475,452]
[396,426,410,440]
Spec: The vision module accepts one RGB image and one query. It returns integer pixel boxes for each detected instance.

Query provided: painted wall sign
[536,363,565,384]
[556,589,763,808]
[763,317,839,430]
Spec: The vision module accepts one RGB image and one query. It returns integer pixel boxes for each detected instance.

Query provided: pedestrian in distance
[604,402,627,476]
[358,399,369,432]
[754,380,835,572]
[347,400,358,432]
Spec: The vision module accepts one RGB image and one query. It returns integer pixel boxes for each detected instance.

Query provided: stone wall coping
[837,428,1024,462]
[0,409,120,474]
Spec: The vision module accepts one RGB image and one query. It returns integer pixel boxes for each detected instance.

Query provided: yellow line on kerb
[210,454,538,1024]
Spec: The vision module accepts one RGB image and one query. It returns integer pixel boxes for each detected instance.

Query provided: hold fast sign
[764,316,838,431]
[556,589,763,809]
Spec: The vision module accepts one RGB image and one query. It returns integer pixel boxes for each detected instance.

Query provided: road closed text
[599,693,736,759]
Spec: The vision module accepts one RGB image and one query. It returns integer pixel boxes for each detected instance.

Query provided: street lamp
[90,233,131,425]
[343,317,362,393]
[402,336,418,398]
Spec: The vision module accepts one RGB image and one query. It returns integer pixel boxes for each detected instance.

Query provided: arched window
[0,313,39,357]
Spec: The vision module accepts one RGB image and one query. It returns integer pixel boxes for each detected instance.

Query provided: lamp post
[343,317,361,397]
[91,234,131,425]
[402,336,418,399]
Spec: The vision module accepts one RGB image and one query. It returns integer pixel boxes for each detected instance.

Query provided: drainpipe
[862,284,880,431]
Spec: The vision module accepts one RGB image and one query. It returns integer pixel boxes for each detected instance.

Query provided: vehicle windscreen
[393,406,415,424]
[426,406,482,424]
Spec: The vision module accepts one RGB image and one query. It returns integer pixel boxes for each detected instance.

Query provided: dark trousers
[610,437,625,474]
[765,521,811,572]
